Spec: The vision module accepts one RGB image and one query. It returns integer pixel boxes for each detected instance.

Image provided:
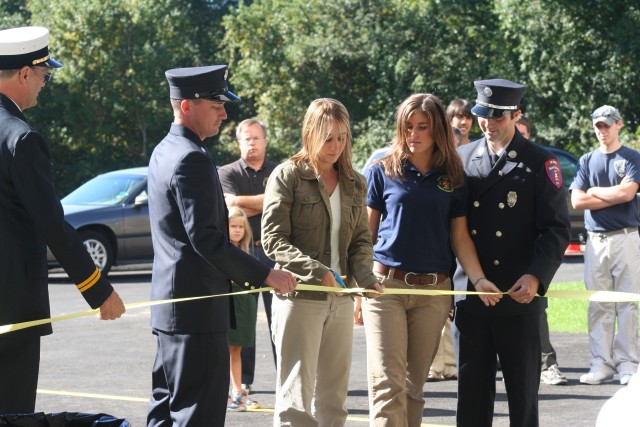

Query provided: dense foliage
[2,0,638,192]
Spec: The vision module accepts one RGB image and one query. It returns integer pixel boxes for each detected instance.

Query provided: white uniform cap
[0,26,62,70]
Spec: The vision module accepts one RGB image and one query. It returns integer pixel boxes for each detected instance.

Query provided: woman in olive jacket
[262,98,383,426]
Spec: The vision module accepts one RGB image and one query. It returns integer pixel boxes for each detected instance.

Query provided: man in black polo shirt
[219,118,279,392]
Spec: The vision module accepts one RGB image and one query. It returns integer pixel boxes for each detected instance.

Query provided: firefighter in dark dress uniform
[0,26,125,414]
[146,65,296,427]
[454,79,570,427]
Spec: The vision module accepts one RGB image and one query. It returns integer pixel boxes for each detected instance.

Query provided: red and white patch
[545,158,563,189]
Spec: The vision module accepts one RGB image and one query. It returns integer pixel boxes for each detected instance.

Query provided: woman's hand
[473,278,503,307]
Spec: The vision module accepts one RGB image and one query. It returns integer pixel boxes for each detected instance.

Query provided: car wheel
[81,230,113,276]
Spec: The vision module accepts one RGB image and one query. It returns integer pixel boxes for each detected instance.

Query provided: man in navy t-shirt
[570,105,640,386]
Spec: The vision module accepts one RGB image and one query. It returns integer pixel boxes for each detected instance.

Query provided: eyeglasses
[30,66,53,83]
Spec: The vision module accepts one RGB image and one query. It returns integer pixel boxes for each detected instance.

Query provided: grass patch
[547,281,589,334]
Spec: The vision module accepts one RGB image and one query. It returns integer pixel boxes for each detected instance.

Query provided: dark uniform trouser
[147,330,229,427]
[0,336,40,414]
[241,245,276,385]
[456,310,542,427]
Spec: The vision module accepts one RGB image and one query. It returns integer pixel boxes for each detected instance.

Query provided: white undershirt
[329,183,342,276]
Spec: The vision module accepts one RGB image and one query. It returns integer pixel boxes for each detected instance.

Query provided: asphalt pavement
[34,257,633,426]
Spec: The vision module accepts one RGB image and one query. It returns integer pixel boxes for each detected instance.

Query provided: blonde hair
[379,93,464,188]
[228,206,253,254]
[290,98,354,177]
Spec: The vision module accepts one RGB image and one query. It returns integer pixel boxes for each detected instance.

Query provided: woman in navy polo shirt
[363,93,501,426]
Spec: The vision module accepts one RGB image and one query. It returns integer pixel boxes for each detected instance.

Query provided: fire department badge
[545,158,563,189]
[437,175,453,192]
[614,160,627,178]
[507,191,517,208]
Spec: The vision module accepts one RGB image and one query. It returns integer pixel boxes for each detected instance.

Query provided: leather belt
[373,261,448,286]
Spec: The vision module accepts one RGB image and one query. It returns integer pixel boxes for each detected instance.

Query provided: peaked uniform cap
[165,65,240,102]
[471,79,526,118]
[0,26,62,70]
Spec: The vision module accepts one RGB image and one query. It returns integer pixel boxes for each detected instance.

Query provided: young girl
[227,206,261,412]
[363,93,500,426]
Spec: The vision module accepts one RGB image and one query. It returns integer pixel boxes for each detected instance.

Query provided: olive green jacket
[261,160,377,289]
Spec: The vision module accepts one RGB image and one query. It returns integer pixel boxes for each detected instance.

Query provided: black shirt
[218,157,279,241]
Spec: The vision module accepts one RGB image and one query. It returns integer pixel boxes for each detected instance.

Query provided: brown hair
[379,93,464,188]
[446,98,473,122]
[290,98,353,177]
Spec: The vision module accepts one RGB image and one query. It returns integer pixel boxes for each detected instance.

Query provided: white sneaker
[620,373,633,385]
[541,364,568,385]
[580,370,615,385]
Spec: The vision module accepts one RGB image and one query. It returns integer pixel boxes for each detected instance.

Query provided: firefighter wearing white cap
[0,26,125,414]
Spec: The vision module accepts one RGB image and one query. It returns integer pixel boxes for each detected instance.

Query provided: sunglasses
[29,66,54,83]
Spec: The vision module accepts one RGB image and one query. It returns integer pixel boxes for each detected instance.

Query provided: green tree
[495,0,640,154]
[223,0,505,168]
[26,0,232,194]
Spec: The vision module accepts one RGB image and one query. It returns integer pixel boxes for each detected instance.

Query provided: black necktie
[490,153,499,167]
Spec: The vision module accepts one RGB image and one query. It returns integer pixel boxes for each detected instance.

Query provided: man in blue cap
[453,79,570,427]
[0,26,126,414]
[146,65,296,426]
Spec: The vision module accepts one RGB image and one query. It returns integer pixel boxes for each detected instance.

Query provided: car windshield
[62,174,146,206]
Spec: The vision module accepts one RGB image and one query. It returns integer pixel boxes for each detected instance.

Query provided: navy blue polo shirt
[570,146,640,232]
[366,161,468,273]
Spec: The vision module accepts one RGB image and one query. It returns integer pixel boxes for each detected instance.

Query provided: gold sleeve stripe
[76,267,101,293]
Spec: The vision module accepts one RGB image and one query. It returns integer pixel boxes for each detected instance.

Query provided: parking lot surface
[35,260,630,426]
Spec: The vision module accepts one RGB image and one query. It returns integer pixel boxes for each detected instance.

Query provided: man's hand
[224,193,238,208]
[508,274,540,304]
[363,282,384,299]
[265,269,297,294]
[98,290,126,320]
[473,278,503,307]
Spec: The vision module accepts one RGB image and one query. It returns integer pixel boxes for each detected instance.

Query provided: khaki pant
[272,294,354,427]
[362,272,450,427]
[585,228,640,376]
[429,319,457,378]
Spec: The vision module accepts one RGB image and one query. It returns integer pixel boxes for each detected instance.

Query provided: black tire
[80,230,113,276]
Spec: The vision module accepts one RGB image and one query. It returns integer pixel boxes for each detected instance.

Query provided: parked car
[47,167,152,275]
[361,145,586,246]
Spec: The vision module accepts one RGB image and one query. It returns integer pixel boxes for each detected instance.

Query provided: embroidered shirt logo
[614,160,627,178]
[437,175,453,192]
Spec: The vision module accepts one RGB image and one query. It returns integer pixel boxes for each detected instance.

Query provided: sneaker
[231,390,261,410]
[541,364,568,385]
[580,370,615,385]
[227,395,246,412]
[241,383,252,395]
[620,373,633,385]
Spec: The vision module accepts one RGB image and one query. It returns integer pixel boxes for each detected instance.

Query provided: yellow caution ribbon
[1,285,639,336]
